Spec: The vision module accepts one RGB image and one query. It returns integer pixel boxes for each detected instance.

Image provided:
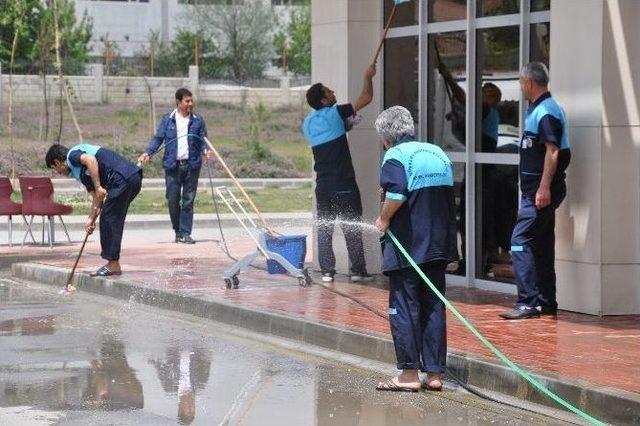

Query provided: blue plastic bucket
[264,234,307,274]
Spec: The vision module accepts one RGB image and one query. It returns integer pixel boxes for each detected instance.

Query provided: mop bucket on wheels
[264,234,307,274]
[215,186,311,289]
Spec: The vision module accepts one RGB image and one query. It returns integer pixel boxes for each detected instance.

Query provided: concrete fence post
[189,65,199,96]
[89,64,103,103]
[280,76,290,105]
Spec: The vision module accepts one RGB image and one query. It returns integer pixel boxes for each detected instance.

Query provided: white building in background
[74,0,308,58]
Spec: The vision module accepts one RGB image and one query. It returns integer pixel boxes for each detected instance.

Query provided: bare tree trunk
[8,2,25,180]
[143,76,156,135]
[42,69,50,141]
[52,0,82,143]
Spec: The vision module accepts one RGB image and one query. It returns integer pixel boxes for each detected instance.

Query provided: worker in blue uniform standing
[374,106,458,392]
[302,64,377,283]
[500,62,571,320]
[46,143,142,276]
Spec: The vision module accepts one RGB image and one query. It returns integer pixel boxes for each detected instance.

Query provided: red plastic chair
[0,177,35,246]
[19,177,73,247]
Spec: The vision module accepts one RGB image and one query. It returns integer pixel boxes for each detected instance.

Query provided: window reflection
[427,31,466,152]
[476,26,520,153]
[531,0,550,12]
[427,0,467,23]
[530,22,550,67]
[475,164,518,282]
[447,162,466,276]
[384,36,419,125]
[477,0,519,17]
[384,0,419,27]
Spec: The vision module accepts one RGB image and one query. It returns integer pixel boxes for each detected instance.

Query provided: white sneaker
[321,273,334,283]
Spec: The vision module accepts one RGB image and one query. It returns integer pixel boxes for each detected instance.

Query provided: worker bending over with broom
[46,143,142,276]
[374,106,458,392]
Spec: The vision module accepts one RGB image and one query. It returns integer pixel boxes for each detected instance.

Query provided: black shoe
[174,234,181,243]
[178,235,196,244]
[350,272,374,283]
[539,306,558,316]
[499,306,540,320]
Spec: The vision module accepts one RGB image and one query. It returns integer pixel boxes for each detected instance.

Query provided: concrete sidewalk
[5,238,640,425]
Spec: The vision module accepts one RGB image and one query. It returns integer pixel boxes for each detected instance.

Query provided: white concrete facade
[311,0,640,315]
[75,0,303,57]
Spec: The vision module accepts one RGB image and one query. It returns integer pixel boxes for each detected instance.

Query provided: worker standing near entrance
[374,106,458,392]
[500,62,571,320]
[302,64,377,283]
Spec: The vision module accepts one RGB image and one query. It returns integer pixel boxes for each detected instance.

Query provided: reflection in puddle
[149,346,212,425]
[0,315,56,336]
[83,337,144,411]
[0,284,559,426]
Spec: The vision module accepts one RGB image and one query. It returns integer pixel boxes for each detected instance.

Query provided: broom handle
[65,208,100,289]
[372,4,397,64]
[203,136,270,230]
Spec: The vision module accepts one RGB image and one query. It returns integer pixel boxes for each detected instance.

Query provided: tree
[185,0,276,83]
[0,0,92,74]
[274,5,310,76]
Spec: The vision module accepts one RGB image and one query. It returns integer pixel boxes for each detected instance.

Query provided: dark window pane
[427,31,467,151]
[475,164,518,283]
[475,26,520,153]
[427,0,467,23]
[384,36,419,125]
[384,0,418,28]
[477,0,519,17]
[448,162,466,276]
[530,0,550,12]
[530,22,550,68]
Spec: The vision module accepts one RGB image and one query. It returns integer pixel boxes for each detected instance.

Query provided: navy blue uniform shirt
[68,146,140,198]
[380,137,459,273]
[302,104,357,192]
[520,92,571,196]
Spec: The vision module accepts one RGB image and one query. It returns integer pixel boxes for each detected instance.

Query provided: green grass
[3,102,312,178]
[46,184,313,216]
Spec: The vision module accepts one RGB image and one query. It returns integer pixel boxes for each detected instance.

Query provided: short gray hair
[374,106,415,144]
[520,62,549,86]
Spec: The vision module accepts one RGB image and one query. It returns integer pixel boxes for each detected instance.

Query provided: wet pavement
[5,226,639,397]
[0,279,569,426]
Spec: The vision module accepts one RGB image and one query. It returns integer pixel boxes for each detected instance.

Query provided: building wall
[75,0,302,57]
[550,0,640,315]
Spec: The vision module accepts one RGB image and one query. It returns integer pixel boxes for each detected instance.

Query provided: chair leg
[22,216,36,245]
[47,216,53,248]
[8,216,12,248]
[58,216,72,244]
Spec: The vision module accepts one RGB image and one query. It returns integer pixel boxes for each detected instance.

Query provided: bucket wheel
[298,269,311,287]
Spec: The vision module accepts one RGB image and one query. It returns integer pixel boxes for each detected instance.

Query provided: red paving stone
[3,238,640,395]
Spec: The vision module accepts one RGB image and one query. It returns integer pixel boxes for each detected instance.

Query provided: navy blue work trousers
[387,261,447,373]
[511,186,565,310]
[165,162,200,237]
[316,188,367,275]
[100,171,142,261]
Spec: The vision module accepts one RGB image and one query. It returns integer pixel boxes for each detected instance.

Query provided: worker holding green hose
[374,106,458,392]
